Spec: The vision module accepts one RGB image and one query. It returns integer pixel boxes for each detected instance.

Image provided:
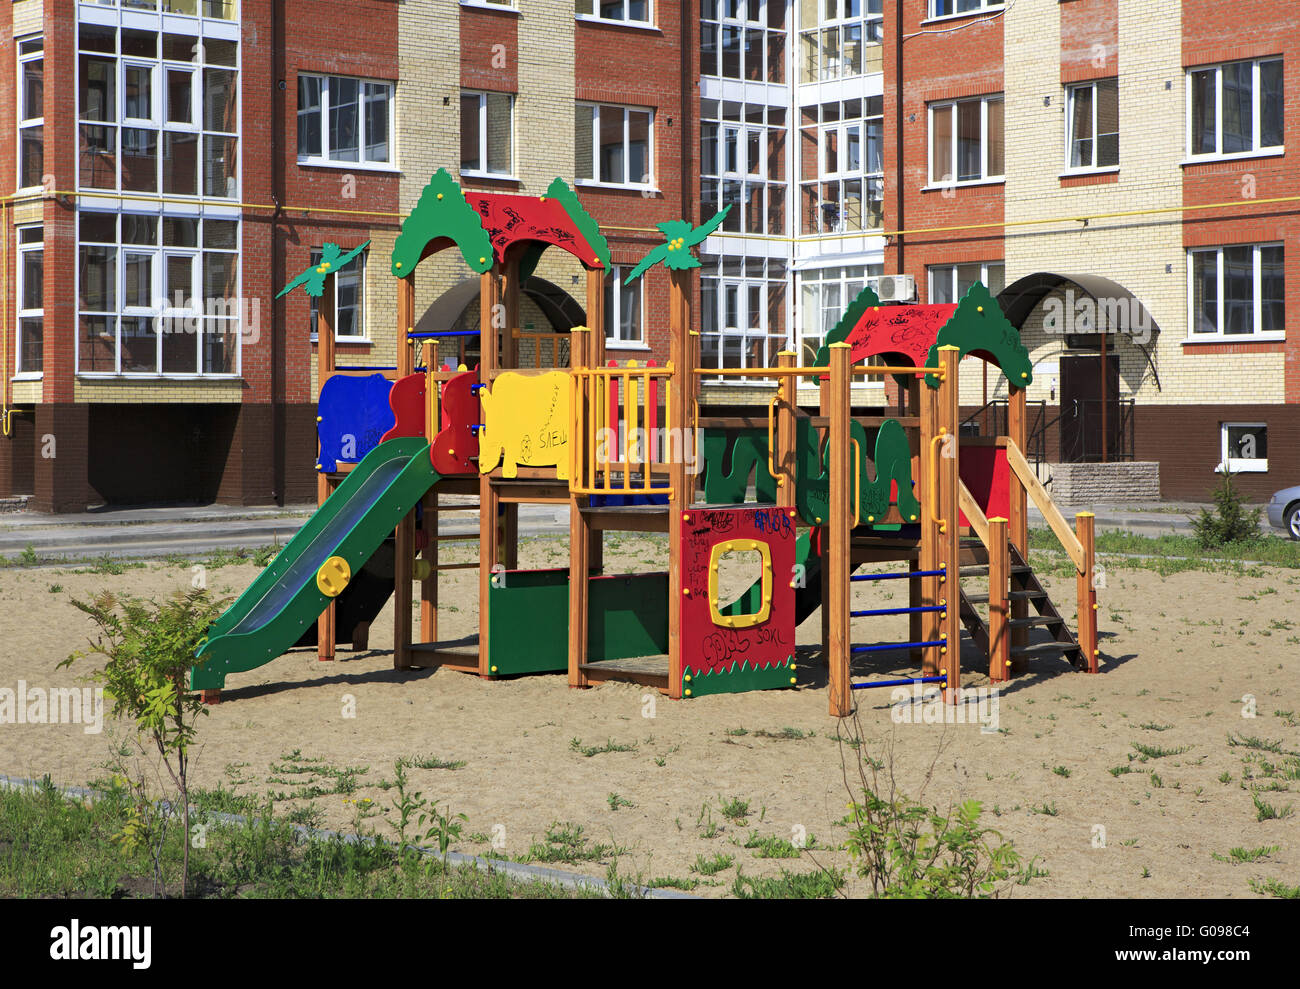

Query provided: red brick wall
[461,6,519,92]
[883,1,1005,301]
[1060,0,1117,83]
[1181,0,1300,404]
[575,8,695,366]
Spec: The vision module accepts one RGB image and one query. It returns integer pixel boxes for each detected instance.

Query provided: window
[297,74,393,166]
[929,95,1003,184]
[1066,79,1118,170]
[18,37,43,190]
[929,0,1001,16]
[77,211,241,376]
[74,0,238,17]
[17,227,43,375]
[1219,423,1267,473]
[700,0,785,83]
[798,264,881,365]
[577,0,651,25]
[799,0,882,83]
[928,262,1005,305]
[1188,58,1283,158]
[799,97,883,234]
[699,256,787,380]
[309,247,367,341]
[603,266,643,345]
[460,90,513,176]
[701,99,787,237]
[76,24,239,199]
[1189,244,1284,338]
[576,103,653,187]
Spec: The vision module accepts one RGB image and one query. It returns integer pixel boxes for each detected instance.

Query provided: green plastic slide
[191,437,440,691]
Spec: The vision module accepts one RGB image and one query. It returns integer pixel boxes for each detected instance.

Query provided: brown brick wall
[461,6,519,92]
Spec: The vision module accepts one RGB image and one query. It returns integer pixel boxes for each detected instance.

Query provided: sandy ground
[1,534,1298,898]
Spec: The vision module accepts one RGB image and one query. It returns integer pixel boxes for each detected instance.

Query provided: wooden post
[818,369,831,665]
[568,327,592,688]
[775,351,796,504]
[667,268,691,699]
[918,368,939,676]
[315,271,337,662]
[988,516,1010,682]
[587,268,606,574]
[1075,511,1099,673]
[1007,384,1029,670]
[827,343,852,718]
[936,346,961,703]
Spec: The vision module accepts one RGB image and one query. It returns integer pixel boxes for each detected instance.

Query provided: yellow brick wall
[12,0,41,37]
[1000,0,1284,407]
[74,379,244,404]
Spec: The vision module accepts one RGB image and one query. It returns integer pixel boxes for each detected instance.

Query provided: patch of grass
[1139,722,1173,732]
[266,752,369,802]
[1228,734,1286,754]
[645,875,699,891]
[753,727,814,740]
[1052,765,1071,778]
[732,867,845,899]
[1251,792,1295,822]
[606,793,633,811]
[718,796,751,823]
[1032,801,1059,816]
[690,852,734,876]
[1109,765,1138,777]
[399,754,466,771]
[569,737,638,758]
[520,822,623,865]
[1131,742,1191,760]
[1249,877,1300,899]
[1211,845,1278,864]
[742,832,804,859]
[47,584,63,594]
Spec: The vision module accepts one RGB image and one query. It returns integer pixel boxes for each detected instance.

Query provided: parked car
[1267,485,1300,540]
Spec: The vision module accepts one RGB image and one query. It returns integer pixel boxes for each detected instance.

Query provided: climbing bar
[850,605,946,618]
[696,365,944,379]
[850,568,946,582]
[408,329,480,339]
[851,674,948,691]
[851,639,946,654]
[469,424,486,433]
[469,383,486,394]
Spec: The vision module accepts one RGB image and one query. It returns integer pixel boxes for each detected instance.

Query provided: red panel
[430,368,480,475]
[958,445,1010,526]
[844,303,957,368]
[680,507,798,679]
[465,192,604,269]
[381,373,425,442]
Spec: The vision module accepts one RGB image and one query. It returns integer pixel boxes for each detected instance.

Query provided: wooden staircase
[956,538,1086,671]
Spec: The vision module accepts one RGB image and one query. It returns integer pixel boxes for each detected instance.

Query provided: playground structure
[191,168,1101,717]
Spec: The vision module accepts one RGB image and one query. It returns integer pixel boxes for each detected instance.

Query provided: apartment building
[0,0,693,512]
[883,0,1298,499]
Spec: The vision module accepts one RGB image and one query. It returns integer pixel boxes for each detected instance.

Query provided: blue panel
[317,373,396,472]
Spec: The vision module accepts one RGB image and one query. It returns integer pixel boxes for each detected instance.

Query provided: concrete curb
[0,773,696,900]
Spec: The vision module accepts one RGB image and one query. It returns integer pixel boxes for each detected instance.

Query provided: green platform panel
[487,569,669,676]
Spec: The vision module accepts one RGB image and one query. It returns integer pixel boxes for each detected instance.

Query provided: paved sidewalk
[0,497,1280,565]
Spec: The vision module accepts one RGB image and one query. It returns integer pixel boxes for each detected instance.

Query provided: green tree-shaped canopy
[391,168,495,276]
[624,206,732,283]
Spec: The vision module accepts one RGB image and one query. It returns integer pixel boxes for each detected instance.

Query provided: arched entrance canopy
[997,271,1160,337]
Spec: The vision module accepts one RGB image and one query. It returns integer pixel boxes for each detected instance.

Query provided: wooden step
[959,564,1032,577]
[961,589,1047,605]
[1008,641,1079,660]
[579,655,670,689]
[1009,615,1064,629]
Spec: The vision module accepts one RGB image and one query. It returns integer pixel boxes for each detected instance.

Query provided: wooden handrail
[1005,438,1085,572]
[958,480,990,550]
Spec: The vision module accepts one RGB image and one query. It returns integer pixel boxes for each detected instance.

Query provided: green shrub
[1192,471,1262,549]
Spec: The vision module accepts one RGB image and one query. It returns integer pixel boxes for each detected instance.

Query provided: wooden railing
[1005,438,1084,572]
[570,363,674,497]
[513,329,570,369]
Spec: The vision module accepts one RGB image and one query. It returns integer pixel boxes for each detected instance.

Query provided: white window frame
[75,210,243,379]
[605,265,645,347]
[17,36,44,192]
[296,73,396,170]
[927,0,1004,21]
[309,246,369,343]
[16,226,43,378]
[576,102,655,189]
[1064,78,1119,172]
[577,0,653,27]
[1186,243,1285,341]
[928,261,1005,305]
[1186,57,1284,161]
[1219,422,1268,474]
[460,89,515,178]
[928,95,1004,187]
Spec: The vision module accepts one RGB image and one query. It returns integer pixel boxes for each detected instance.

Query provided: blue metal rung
[851,639,946,654]
[850,568,945,582]
[850,604,946,618]
[469,423,486,433]
[408,329,480,339]
[852,675,947,691]
[470,383,486,393]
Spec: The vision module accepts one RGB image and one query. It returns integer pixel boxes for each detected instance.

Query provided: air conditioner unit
[869,274,916,303]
